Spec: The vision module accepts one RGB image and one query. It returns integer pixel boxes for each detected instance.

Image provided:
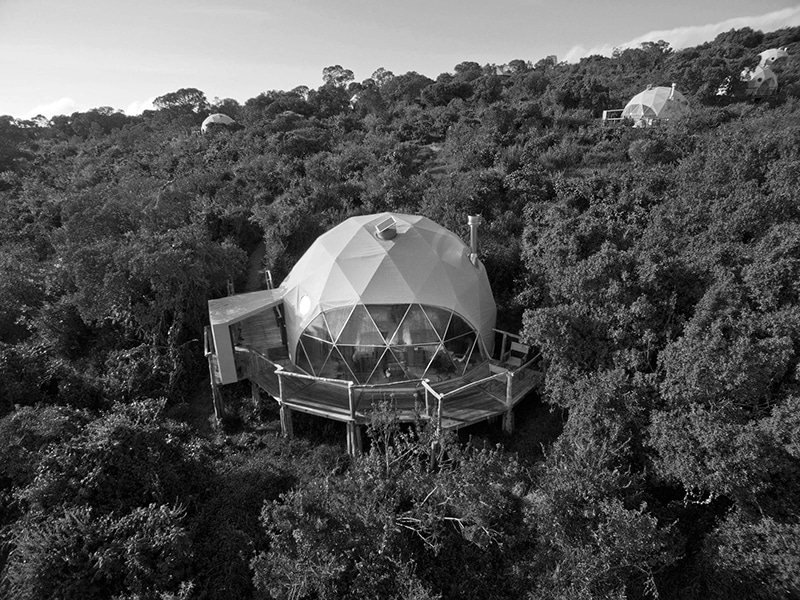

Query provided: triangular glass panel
[299,335,333,376]
[395,304,439,345]
[295,339,315,376]
[319,346,352,381]
[405,344,436,377]
[384,347,411,380]
[364,346,391,384]
[339,343,379,385]
[367,304,408,344]
[423,344,457,381]
[459,336,481,376]
[324,305,355,342]
[421,305,451,341]
[304,313,331,342]
[339,304,382,345]
[444,312,473,341]
[444,332,476,365]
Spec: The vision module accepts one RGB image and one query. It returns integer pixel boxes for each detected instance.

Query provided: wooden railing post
[503,370,514,434]
[204,326,225,424]
[437,394,443,434]
[208,359,225,424]
[348,381,356,421]
[276,368,293,438]
[346,382,362,456]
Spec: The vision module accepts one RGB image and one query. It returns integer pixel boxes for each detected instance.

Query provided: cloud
[564,6,800,63]
[125,97,157,115]
[22,97,77,119]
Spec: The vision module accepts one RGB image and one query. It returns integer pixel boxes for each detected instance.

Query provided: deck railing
[219,339,539,430]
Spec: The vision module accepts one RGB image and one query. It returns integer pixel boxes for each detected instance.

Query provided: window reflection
[296,303,485,384]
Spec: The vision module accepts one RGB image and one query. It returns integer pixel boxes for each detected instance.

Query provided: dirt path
[243,240,267,292]
[178,241,268,436]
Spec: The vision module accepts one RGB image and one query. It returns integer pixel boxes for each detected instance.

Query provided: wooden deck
[205,320,541,454]
[210,343,540,431]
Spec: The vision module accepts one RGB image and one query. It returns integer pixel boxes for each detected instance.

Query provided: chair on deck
[504,342,530,372]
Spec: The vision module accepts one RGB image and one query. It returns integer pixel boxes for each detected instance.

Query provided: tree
[381,71,434,105]
[371,67,395,87]
[253,408,531,599]
[2,400,207,599]
[153,88,209,113]
[453,61,482,81]
[4,504,193,600]
[506,59,530,74]
[322,65,355,88]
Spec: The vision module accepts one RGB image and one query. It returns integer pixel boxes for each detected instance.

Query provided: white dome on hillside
[622,84,690,125]
[279,213,497,384]
[201,113,236,133]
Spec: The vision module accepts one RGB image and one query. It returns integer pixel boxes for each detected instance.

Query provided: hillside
[1,26,800,599]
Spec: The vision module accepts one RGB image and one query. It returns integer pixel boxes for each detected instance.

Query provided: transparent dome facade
[296,303,485,384]
[279,213,497,385]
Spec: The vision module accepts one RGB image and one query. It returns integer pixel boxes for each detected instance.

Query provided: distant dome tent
[621,84,690,126]
[745,47,789,98]
[201,113,236,133]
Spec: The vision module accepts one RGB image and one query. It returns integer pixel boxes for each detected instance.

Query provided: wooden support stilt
[280,404,294,438]
[208,357,225,423]
[276,368,293,438]
[346,422,362,456]
[345,382,362,455]
[502,408,515,435]
[251,381,261,406]
[503,371,515,434]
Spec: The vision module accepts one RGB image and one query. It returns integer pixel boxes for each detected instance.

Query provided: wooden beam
[207,353,225,424]
[280,405,294,438]
[502,408,515,435]
[348,382,356,420]
[277,369,293,438]
[503,371,514,434]
[346,422,362,456]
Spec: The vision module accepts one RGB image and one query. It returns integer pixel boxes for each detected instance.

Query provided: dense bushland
[2,26,800,599]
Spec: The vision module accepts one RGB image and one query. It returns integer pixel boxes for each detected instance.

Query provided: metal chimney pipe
[467,215,482,266]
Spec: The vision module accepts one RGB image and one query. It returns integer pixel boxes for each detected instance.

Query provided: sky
[1,0,799,119]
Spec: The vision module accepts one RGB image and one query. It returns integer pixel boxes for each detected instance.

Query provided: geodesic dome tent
[201,113,236,133]
[279,213,497,385]
[758,47,790,67]
[622,84,690,125]
[747,65,780,96]
[746,48,789,97]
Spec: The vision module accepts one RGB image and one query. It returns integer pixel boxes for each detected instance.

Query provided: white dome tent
[621,84,690,126]
[745,48,789,98]
[201,113,236,133]
[280,213,497,384]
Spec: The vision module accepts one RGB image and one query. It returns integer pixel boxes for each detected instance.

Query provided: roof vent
[375,216,397,240]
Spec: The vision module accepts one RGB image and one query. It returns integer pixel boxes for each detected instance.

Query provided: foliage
[3,504,193,600]
[1,27,800,599]
[253,409,531,599]
[15,399,211,515]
